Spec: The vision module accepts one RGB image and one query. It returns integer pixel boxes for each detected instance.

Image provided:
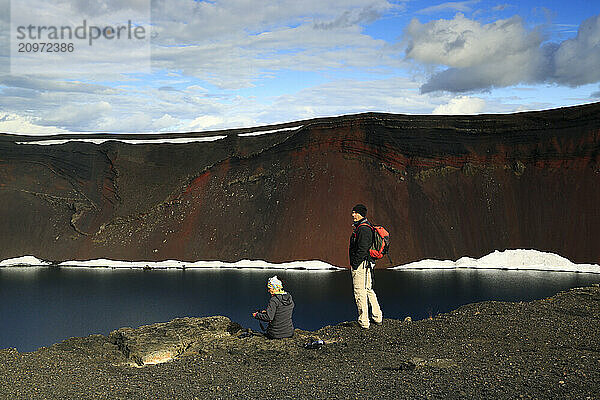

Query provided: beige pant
[351,260,382,328]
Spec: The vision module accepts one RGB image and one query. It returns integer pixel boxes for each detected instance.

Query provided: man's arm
[355,225,373,264]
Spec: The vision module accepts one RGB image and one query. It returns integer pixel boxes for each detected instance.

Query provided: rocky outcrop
[108,316,243,367]
[105,315,333,368]
[1,103,599,267]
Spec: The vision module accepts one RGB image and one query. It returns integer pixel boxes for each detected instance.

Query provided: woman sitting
[252,276,295,339]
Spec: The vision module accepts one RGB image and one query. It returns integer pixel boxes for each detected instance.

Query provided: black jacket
[349,218,374,269]
[254,293,295,339]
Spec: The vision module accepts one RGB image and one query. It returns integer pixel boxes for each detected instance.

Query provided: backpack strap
[352,221,373,243]
[353,221,375,266]
[356,221,373,230]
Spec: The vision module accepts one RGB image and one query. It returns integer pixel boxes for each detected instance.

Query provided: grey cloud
[0,0,9,23]
[64,0,150,16]
[40,101,112,129]
[0,0,8,72]
[444,34,469,53]
[551,15,600,86]
[1,0,409,133]
[420,67,492,93]
[151,0,393,44]
[0,87,42,99]
[151,9,400,90]
[407,14,600,93]
[313,6,381,30]
[0,76,117,94]
[417,1,480,15]
[492,4,511,12]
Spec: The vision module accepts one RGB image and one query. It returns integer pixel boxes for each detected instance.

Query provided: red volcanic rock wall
[1,103,599,267]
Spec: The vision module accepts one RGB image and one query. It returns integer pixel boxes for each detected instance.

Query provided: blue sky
[1,0,599,134]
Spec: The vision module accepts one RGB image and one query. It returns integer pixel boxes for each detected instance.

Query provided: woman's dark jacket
[255,293,295,339]
[349,218,373,269]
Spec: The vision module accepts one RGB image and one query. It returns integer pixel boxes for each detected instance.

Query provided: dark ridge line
[2,101,599,142]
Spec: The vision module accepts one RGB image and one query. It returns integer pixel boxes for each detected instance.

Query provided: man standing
[349,204,383,329]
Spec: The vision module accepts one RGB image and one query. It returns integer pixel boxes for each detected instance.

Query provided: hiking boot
[339,321,368,329]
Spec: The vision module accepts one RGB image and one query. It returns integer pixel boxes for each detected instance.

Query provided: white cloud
[151,0,395,44]
[150,0,402,89]
[1,1,597,135]
[42,101,112,128]
[405,14,541,68]
[0,112,69,134]
[553,15,600,86]
[405,13,600,93]
[152,114,181,131]
[182,113,257,132]
[263,77,434,122]
[9,0,151,75]
[432,96,486,114]
[0,0,413,133]
[185,115,226,132]
[94,113,152,132]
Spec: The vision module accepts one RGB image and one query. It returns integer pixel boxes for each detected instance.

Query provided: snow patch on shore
[0,256,340,270]
[392,249,600,273]
[57,259,339,270]
[1,250,599,273]
[0,256,52,267]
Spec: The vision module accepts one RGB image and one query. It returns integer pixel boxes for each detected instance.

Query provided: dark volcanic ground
[1,284,599,399]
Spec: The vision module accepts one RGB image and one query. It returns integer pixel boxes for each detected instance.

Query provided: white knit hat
[267,275,283,291]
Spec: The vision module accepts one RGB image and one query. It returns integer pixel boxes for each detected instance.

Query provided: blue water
[1,267,599,352]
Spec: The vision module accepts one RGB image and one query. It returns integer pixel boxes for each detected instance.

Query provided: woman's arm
[254,296,278,321]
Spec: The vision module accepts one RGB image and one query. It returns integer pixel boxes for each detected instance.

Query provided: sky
[1,0,599,134]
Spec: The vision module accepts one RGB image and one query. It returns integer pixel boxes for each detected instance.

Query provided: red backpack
[357,222,390,260]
